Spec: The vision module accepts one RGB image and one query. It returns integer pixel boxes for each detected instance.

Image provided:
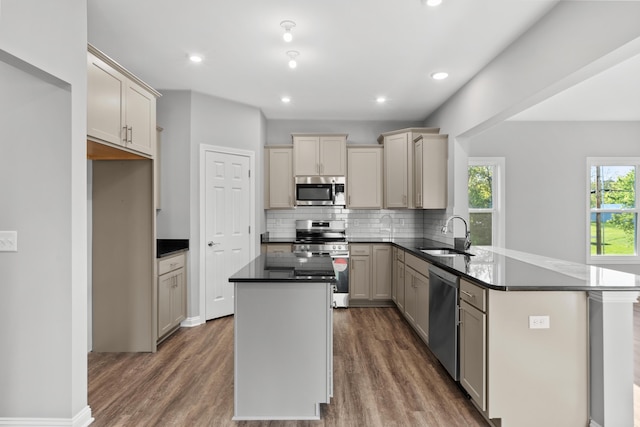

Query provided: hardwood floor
[89,308,489,426]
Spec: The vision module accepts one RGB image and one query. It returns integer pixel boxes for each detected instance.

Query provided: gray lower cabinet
[459,279,487,411]
[349,244,391,304]
[157,252,187,341]
[403,253,430,344]
[392,248,405,311]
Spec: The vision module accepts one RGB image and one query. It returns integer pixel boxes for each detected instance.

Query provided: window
[468,158,504,247]
[587,158,640,264]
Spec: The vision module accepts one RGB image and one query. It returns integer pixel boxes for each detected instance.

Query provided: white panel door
[205,150,251,320]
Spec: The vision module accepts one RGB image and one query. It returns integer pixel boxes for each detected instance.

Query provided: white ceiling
[509,51,640,121]
[87,0,559,121]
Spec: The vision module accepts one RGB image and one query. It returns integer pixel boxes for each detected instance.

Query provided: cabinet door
[172,268,187,326]
[124,79,155,156]
[347,147,383,209]
[395,259,405,312]
[158,273,174,338]
[349,255,371,300]
[293,136,319,175]
[414,140,424,208]
[415,272,429,343]
[266,148,294,208]
[87,53,125,146]
[404,268,417,325]
[460,300,486,411]
[416,134,447,209]
[319,136,346,176]
[372,245,391,299]
[384,133,409,208]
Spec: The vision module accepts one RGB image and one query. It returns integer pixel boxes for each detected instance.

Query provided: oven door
[331,254,349,308]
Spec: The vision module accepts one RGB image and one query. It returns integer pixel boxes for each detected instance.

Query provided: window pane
[590,165,635,209]
[470,212,492,245]
[468,166,493,209]
[590,212,636,255]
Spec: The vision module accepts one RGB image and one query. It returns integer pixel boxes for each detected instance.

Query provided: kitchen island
[228,253,335,420]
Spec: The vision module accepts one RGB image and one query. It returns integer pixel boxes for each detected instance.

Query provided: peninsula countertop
[261,236,640,292]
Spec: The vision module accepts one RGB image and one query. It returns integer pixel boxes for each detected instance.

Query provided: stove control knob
[333,245,336,250]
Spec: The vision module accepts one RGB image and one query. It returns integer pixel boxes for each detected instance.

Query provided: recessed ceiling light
[423,0,442,6]
[189,54,203,63]
[376,96,387,104]
[431,71,449,80]
[281,96,291,103]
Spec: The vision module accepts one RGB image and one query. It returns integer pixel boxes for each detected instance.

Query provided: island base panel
[234,281,332,420]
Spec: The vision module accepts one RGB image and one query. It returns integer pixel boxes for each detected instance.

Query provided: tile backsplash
[266,207,452,244]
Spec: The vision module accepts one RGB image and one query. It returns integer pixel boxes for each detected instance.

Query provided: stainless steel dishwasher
[428,265,460,380]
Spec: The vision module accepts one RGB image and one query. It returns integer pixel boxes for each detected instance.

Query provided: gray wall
[470,121,640,274]
[157,90,265,320]
[266,119,424,145]
[0,0,88,421]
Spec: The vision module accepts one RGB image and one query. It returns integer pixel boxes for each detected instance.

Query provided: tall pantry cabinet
[88,44,161,352]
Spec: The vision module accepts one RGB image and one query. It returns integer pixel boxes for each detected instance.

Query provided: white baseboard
[0,405,93,427]
[181,316,203,327]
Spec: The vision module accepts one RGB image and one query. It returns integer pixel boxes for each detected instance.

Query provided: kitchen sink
[420,248,474,257]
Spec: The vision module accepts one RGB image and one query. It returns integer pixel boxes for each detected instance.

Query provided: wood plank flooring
[89,307,489,426]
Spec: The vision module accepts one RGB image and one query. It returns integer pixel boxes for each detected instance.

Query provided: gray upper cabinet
[347,146,383,209]
[87,44,160,158]
[378,128,439,209]
[292,134,347,176]
[414,134,448,209]
[264,146,294,209]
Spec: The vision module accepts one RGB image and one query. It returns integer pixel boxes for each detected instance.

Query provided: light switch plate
[0,231,18,252]
[529,315,550,329]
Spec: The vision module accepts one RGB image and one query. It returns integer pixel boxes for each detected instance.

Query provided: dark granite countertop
[229,253,337,283]
[157,239,189,258]
[259,235,640,291]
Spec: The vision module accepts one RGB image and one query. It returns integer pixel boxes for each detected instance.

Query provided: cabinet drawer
[460,279,486,312]
[396,248,405,262]
[159,253,186,275]
[404,253,429,276]
[350,244,371,256]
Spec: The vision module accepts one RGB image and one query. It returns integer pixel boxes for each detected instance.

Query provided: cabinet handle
[460,290,475,299]
[122,126,128,142]
[348,195,351,205]
[403,195,407,205]
[128,126,133,143]
[289,195,292,206]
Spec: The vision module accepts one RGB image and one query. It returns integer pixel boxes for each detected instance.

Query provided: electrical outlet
[0,231,18,252]
[528,315,550,329]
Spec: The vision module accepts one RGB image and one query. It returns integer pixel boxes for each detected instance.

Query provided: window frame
[468,157,505,248]
[586,157,640,265]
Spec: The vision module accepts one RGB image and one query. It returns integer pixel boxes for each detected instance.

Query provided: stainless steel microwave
[295,176,346,206]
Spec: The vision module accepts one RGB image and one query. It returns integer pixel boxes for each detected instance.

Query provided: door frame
[199,144,256,322]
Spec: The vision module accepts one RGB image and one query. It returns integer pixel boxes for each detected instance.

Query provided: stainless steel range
[293,220,349,308]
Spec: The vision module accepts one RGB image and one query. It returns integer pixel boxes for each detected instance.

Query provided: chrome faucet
[442,215,471,250]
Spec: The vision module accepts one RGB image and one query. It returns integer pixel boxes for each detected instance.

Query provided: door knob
[208,241,218,247]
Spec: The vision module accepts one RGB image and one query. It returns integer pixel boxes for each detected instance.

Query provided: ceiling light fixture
[189,54,203,63]
[422,0,442,6]
[287,51,299,69]
[431,71,449,80]
[280,20,296,43]
[376,96,387,104]
[281,96,291,103]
